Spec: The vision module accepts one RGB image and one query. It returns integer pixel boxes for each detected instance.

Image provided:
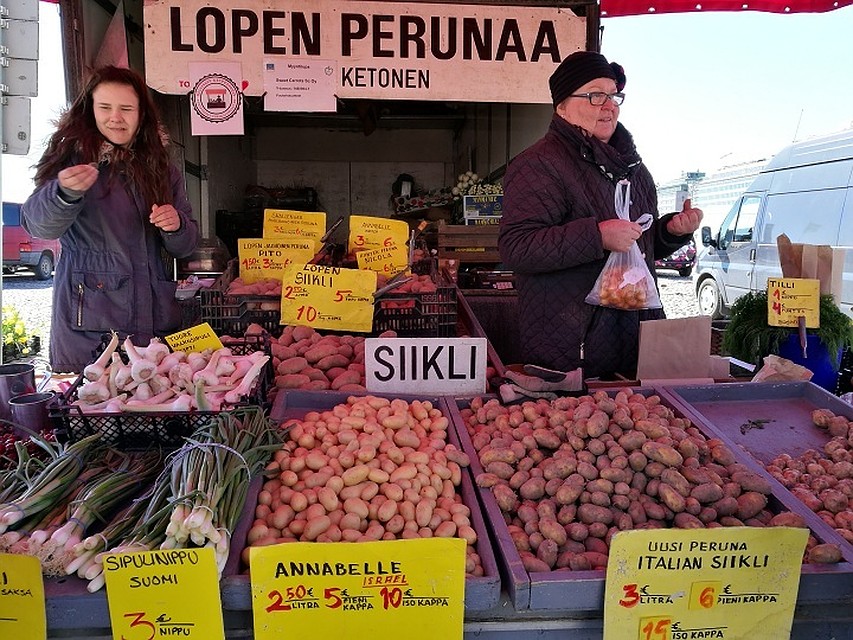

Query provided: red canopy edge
[601,0,852,16]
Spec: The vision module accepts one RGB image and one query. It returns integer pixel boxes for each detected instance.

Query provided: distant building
[656,158,769,232]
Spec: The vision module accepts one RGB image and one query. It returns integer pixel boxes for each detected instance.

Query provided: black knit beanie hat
[549,51,626,108]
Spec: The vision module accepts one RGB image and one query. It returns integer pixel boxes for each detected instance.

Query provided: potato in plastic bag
[585,180,662,310]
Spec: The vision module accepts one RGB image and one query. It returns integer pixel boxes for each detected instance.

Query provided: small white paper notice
[188,62,245,136]
[263,58,337,112]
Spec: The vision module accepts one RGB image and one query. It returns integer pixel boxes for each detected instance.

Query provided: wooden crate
[437,220,501,263]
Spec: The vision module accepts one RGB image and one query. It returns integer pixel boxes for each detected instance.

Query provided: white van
[694,128,853,319]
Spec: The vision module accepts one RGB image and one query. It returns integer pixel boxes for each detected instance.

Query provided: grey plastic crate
[220,389,501,612]
[447,387,853,611]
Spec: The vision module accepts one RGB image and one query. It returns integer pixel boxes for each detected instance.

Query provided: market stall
[3,1,853,638]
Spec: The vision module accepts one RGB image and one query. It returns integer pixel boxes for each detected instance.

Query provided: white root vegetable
[187,352,207,373]
[223,355,269,405]
[83,330,119,382]
[124,387,176,407]
[123,337,157,383]
[214,356,236,378]
[168,363,194,391]
[192,348,230,387]
[141,338,170,365]
[133,382,153,401]
[122,393,192,413]
[114,362,134,390]
[156,351,186,375]
[78,372,111,404]
[71,394,127,413]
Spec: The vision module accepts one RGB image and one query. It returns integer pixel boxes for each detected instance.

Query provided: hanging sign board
[0,554,46,640]
[365,337,488,395]
[603,527,808,640]
[238,238,316,283]
[250,538,465,640]
[766,277,820,328]
[143,0,586,104]
[280,264,376,332]
[103,547,225,640]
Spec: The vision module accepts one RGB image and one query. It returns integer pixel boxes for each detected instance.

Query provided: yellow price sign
[348,215,410,253]
[238,238,315,284]
[249,538,465,640]
[356,243,409,276]
[0,554,46,639]
[279,264,376,333]
[165,323,224,353]
[766,277,820,327]
[603,528,808,640]
[103,547,225,640]
[263,209,326,250]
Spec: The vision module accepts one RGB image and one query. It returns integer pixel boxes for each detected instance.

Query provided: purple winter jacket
[21,164,200,373]
[498,116,691,378]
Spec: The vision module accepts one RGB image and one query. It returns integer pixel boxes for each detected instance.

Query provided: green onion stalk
[0,463,105,556]
[78,478,176,593]
[0,432,63,503]
[162,407,282,574]
[38,449,163,576]
[0,433,102,534]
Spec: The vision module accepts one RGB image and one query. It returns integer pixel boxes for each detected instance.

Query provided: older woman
[498,51,702,379]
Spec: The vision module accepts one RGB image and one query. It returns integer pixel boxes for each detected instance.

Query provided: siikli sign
[364,337,487,396]
[143,0,586,103]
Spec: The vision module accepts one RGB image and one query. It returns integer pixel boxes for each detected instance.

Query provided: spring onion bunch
[35,449,162,576]
[161,406,282,573]
[0,433,101,534]
[74,407,281,592]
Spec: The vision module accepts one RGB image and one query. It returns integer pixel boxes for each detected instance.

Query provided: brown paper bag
[637,316,713,381]
[776,234,846,298]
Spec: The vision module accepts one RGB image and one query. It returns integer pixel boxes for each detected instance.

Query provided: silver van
[694,128,853,319]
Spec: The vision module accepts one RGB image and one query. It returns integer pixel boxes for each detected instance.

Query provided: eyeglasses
[568,91,625,106]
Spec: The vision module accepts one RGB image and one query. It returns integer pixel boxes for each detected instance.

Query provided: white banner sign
[144,0,586,104]
[365,337,488,396]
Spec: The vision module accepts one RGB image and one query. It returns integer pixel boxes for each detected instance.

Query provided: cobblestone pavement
[0,269,701,363]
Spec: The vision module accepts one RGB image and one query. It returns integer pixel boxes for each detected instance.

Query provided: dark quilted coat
[498,115,691,378]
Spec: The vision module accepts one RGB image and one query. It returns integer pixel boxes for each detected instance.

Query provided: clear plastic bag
[585,180,662,310]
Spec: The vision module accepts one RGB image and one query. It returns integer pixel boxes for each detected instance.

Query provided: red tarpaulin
[601,0,853,16]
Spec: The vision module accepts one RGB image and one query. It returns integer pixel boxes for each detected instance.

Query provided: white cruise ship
[656,158,769,232]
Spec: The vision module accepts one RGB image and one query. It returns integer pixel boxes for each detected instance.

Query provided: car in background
[2,202,61,280]
[654,238,696,277]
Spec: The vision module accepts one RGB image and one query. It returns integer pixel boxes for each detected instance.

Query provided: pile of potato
[762,408,853,550]
[269,326,378,394]
[244,395,485,577]
[462,390,840,572]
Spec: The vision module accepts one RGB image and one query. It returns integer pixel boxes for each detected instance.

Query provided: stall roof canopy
[601,0,851,16]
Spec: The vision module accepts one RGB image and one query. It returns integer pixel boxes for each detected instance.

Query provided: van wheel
[34,253,54,280]
[697,278,723,319]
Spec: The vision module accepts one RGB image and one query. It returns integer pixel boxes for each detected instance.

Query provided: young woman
[22,66,200,373]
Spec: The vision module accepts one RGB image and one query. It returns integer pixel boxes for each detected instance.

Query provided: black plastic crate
[199,259,282,337]
[51,334,272,448]
[373,276,457,337]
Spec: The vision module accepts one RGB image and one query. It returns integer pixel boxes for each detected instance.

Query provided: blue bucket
[776,334,841,391]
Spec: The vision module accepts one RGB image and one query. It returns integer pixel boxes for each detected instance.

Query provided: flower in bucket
[2,306,40,361]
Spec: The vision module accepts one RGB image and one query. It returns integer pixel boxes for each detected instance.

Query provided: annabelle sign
[365,337,488,395]
[143,0,586,104]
